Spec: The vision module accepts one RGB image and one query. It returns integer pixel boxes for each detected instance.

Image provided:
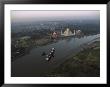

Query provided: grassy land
[47,41,100,77]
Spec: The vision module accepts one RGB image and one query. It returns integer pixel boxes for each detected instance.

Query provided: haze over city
[11,10,100,23]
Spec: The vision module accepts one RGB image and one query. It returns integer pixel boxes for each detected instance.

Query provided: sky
[11,10,100,22]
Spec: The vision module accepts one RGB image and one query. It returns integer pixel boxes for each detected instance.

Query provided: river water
[11,34,100,77]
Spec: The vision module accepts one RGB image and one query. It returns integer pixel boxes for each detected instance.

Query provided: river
[11,34,100,77]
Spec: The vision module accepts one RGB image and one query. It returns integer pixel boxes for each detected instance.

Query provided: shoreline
[12,34,99,62]
[55,36,100,67]
[44,37,100,77]
[11,34,100,77]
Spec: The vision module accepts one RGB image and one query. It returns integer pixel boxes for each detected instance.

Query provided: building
[61,28,75,36]
[51,32,58,39]
[75,30,81,35]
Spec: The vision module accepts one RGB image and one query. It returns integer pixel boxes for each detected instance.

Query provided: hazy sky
[11,10,100,22]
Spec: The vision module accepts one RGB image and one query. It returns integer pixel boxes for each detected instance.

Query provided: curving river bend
[11,34,100,77]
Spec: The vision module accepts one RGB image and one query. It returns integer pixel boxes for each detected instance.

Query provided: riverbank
[46,40,100,77]
[11,35,86,61]
[11,34,100,77]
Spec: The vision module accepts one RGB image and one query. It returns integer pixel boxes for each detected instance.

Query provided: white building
[75,30,81,35]
[61,28,76,36]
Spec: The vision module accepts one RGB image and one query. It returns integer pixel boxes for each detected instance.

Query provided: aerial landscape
[11,11,100,77]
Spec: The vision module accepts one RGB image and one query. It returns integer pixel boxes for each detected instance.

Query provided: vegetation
[47,41,100,77]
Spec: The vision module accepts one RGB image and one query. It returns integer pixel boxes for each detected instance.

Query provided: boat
[45,48,55,61]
